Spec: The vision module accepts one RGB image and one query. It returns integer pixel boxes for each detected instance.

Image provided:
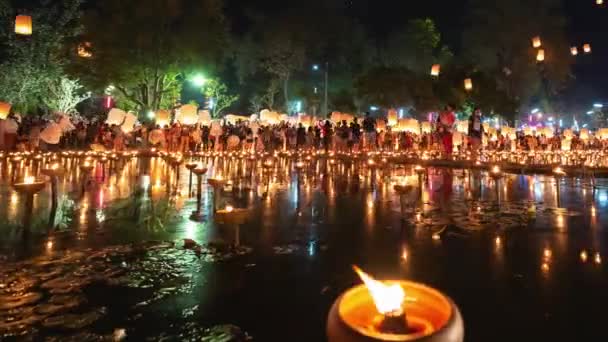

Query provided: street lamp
[191,74,207,87]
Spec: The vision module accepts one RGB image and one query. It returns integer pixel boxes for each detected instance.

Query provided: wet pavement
[1,152,608,341]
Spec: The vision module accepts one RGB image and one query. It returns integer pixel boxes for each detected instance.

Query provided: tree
[0,0,83,114]
[203,79,239,117]
[383,18,453,75]
[462,0,573,117]
[43,77,90,115]
[261,35,305,112]
[73,0,227,115]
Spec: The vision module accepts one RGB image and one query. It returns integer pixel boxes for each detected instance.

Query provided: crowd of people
[0,109,606,156]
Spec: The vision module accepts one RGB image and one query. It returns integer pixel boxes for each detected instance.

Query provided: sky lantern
[77,42,92,58]
[597,0,604,5]
[387,109,398,126]
[430,64,440,77]
[536,49,545,62]
[15,15,32,35]
[583,43,592,53]
[155,110,170,127]
[532,36,542,48]
[464,78,473,91]
[570,47,578,56]
[0,102,11,119]
[178,104,198,125]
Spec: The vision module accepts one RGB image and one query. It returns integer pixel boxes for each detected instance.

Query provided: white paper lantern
[121,112,137,133]
[177,104,198,125]
[106,108,126,125]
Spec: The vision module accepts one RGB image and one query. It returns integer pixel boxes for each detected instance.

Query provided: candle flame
[491,165,501,174]
[24,175,35,184]
[353,266,405,316]
[225,205,234,212]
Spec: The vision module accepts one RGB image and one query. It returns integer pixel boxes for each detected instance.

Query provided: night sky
[225,0,608,113]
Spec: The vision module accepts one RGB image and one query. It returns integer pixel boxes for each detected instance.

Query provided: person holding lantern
[468,108,484,161]
[437,105,456,158]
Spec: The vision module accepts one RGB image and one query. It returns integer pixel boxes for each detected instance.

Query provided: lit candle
[327,266,464,342]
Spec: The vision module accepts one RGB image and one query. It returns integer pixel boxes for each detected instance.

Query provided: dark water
[1,153,608,341]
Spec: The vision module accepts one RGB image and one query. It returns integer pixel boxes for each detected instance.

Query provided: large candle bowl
[13,180,46,196]
[13,178,46,230]
[185,162,198,197]
[215,207,250,246]
[327,280,463,342]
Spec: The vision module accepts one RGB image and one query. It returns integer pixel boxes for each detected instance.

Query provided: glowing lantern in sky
[536,49,545,62]
[597,0,604,5]
[571,47,578,56]
[155,110,170,127]
[0,102,11,119]
[532,36,542,48]
[464,78,473,91]
[430,64,440,77]
[177,104,198,125]
[583,44,592,53]
[77,42,92,58]
[387,109,398,126]
[15,15,32,35]
[198,110,211,126]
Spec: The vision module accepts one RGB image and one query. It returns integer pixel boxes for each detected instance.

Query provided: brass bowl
[192,168,208,176]
[80,165,95,173]
[394,185,414,195]
[13,181,46,195]
[185,163,198,170]
[40,168,65,178]
[207,178,225,188]
[327,281,464,342]
[215,208,249,225]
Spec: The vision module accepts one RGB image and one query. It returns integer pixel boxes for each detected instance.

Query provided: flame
[24,175,35,184]
[491,165,501,174]
[225,205,234,212]
[353,266,405,316]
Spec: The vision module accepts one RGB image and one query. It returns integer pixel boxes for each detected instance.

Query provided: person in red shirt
[437,105,456,157]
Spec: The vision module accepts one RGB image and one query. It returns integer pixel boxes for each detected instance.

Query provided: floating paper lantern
[397,118,420,134]
[224,114,248,125]
[249,114,258,122]
[456,120,468,135]
[155,110,170,127]
[15,15,32,35]
[387,109,398,126]
[597,128,608,140]
[420,122,432,134]
[430,64,440,77]
[563,129,574,140]
[532,36,542,48]
[77,42,92,58]
[341,113,355,125]
[580,128,590,140]
[571,47,578,56]
[464,78,473,91]
[598,0,604,5]
[536,49,545,62]
[198,110,211,125]
[177,104,198,125]
[106,108,127,125]
[502,126,517,140]
[561,138,571,151]
[331,111,342,124]
[536,127,553,138]
[299,114,313,128]
[40,122,62,144]
[523,127,534,136]
[121,112,137,133]
[584,44,592,54]
[0,102,11,120]
[375,119,386,132]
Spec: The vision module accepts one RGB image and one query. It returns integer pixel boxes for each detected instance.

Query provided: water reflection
[0,151,607,340]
